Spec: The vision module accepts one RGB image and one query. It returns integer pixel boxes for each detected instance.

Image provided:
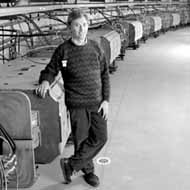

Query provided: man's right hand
[35,81,50,98]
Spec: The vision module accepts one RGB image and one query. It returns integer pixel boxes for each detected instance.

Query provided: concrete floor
[16,26,190,190]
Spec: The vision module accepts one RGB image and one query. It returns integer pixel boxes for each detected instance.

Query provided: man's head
[67,9,89,42]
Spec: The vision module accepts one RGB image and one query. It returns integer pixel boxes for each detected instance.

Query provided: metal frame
[0,2,186,18]
[0,1,189,63]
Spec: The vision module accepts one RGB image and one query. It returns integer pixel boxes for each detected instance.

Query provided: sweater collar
[70,37,88,46]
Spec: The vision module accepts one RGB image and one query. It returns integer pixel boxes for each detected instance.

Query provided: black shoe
[83,172,100,187]
[60,158,73,184]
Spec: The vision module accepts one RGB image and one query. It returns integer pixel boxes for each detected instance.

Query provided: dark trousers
[68,106,107,174]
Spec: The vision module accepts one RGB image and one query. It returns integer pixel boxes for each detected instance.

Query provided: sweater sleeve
[100,51,110,102]
[39,45,63,84]
[91,39,110,102]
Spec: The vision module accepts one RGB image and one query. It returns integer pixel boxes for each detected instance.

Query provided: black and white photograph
[0,0,190,190]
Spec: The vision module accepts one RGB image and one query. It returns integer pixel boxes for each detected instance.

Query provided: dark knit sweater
[39,38,110,108]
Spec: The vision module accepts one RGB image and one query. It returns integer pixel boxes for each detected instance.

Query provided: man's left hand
[98,100,109,120]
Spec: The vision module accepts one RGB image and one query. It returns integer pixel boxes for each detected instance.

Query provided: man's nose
[80,25,84,31]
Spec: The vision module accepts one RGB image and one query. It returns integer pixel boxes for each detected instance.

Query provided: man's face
[70,16,88,41]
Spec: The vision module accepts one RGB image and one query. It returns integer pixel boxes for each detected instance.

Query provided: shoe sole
[60,159,71,184]
[83,175,100,187]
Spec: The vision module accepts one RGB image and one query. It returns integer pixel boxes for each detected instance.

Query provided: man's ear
[67,25,71,30]
[67,26,72,33]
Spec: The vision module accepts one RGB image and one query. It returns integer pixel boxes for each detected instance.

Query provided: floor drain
[96,157,111,165]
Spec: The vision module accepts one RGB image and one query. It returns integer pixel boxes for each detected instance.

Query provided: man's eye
[74,23,79,27]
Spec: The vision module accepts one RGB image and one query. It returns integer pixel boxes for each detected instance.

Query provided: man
[35,9,110,187]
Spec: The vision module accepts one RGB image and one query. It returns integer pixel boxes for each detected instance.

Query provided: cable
[0,125,16,154]
[0,124,18,190]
